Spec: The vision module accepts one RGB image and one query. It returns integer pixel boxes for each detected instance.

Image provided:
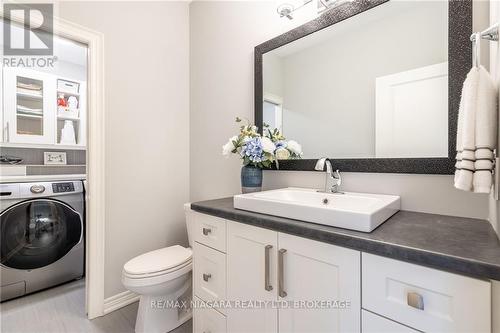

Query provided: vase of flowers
[222,117,303,193]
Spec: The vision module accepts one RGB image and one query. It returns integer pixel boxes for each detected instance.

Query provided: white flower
[261,137,276,154]
[275,148,290,160]
[222,136,238,157]
[287,140,302,156]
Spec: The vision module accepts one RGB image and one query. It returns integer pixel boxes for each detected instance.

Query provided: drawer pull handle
[264,245,273,291]
[202,228,212,236]
[407,292,424,310]
[278,248,287,298]
[203,273,212,282]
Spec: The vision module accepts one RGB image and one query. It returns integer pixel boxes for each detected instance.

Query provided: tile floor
[0,279,192,333]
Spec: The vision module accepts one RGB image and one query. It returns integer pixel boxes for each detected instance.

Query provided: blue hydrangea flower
[275,140,287,150]
[241,137,263,163]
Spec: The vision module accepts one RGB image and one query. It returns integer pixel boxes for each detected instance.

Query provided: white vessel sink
[233,187,401,232]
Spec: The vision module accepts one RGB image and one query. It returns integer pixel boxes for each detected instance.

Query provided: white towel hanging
[455,65,497,193]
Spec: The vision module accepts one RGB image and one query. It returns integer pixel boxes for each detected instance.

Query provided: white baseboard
[103,290,140,314]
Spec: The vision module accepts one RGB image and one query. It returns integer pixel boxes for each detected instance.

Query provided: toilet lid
[123,245,192,275]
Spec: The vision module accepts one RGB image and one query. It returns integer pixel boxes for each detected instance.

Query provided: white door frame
[1,9,106,319]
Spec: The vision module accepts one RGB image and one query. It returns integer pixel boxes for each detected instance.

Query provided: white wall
[59,1,190,298]
[190,1,290,202]
[190,0,489,219]
[263,53,283,98]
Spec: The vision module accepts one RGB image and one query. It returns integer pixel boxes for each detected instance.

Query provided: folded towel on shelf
[455,65,498,193]
[17,87,43,96]
[17,82,42,91]
[17,105,43,114]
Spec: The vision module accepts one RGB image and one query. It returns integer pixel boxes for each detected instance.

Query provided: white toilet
[122,204,195,333]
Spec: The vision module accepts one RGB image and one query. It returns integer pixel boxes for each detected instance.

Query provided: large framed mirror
[255,0,472,174]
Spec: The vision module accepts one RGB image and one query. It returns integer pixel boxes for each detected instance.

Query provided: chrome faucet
[315,157,342,193]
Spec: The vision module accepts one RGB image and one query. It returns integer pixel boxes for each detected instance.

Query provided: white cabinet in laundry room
[3,67,56,144]
[2,67,87,147]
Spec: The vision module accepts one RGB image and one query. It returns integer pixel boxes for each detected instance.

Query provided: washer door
[1,199,82,270]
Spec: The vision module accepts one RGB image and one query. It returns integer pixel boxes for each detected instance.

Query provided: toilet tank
[183,203,195,248]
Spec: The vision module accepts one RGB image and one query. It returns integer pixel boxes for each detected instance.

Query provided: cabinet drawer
[362,310,418,333]
[194,297,227,333]
[194,212,227,252]
[194,242,227,312]
[362,253,491,333]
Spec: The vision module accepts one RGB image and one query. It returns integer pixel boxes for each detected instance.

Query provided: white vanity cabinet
[192,211,492,333]
[193,211,361,333]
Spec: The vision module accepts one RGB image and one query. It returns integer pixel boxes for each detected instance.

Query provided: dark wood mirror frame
[255,0,472,174]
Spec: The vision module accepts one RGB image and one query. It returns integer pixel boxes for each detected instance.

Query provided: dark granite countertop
[191,197,500,281]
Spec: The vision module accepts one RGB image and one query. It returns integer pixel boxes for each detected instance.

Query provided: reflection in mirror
[263,1,448,159]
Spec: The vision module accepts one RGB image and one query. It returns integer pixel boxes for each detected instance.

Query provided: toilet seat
[124,245,192,276]
[122,259,192,289]
[123,259,192,279]
[122,245,193,288]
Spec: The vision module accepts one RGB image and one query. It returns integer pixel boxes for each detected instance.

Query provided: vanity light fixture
[277,0,313,20]
[277,3,296,19]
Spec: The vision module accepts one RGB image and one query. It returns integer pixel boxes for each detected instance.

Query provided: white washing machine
[0,180,85,302]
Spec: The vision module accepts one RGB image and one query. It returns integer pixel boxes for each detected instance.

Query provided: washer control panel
[52,182,75,193]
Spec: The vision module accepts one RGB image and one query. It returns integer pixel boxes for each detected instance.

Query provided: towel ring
[470,23,500,68]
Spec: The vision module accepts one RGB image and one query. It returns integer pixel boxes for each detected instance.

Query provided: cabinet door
[278,233,361,333]
[226,221,278,333]
[3,67,56,144]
